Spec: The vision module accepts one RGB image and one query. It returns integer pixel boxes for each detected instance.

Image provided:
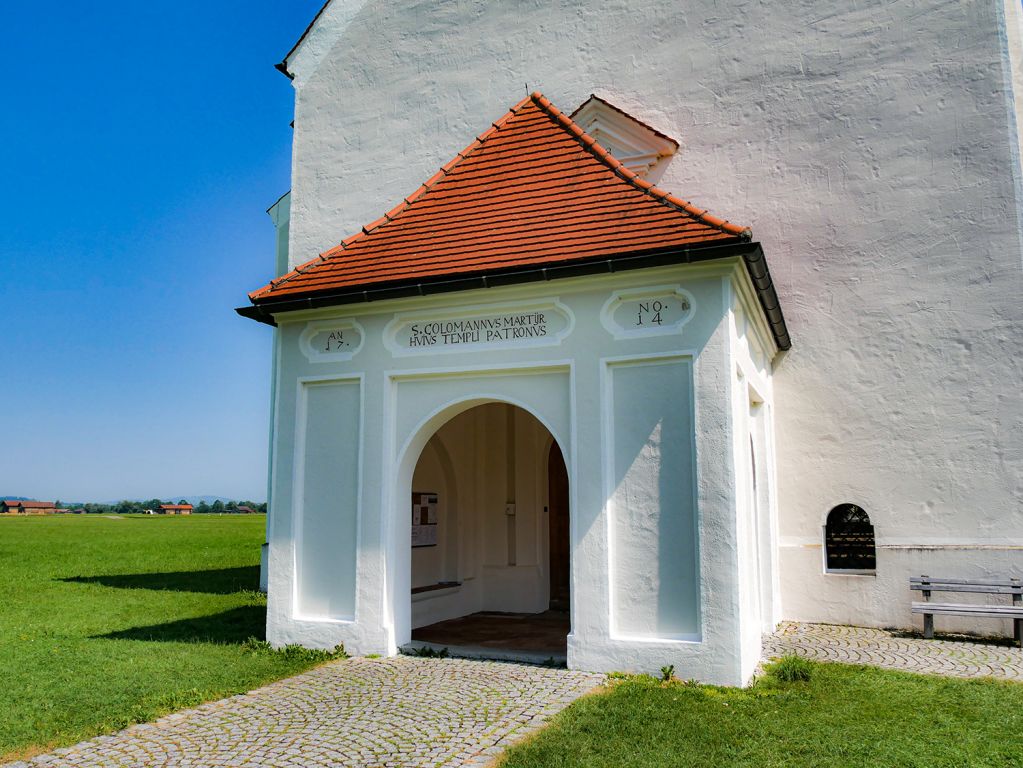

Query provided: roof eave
[236,240,791,352]
[275,0,332,80]
[274,61,294,81]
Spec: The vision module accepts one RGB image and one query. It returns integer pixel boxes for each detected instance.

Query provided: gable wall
[283,0,1023,631]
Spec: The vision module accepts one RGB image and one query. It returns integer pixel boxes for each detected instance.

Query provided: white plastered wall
[728,275,783,682]
[264,263,776,685]
[277,0,1023,638]
[260,192,292,594]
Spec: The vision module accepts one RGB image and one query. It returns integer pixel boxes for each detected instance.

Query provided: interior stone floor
[411,610,570,658]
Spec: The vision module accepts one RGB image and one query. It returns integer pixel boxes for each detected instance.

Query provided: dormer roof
[570,94,679,182]
[247,92,750,301]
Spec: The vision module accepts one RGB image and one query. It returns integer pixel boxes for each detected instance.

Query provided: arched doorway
[404,402,571,661]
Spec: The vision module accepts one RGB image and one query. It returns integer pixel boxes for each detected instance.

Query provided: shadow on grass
[96,605,266,644]
[62,566,259,595]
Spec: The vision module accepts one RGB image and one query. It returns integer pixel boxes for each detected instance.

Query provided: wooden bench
[910,576,1023,646]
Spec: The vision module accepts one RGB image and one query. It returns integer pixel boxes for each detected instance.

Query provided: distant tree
[210,500,224,514]
[178,499,188,506]
[143,498,163,511]
[258,502,267,514]
[225,500,238,514]
[196,500,211,514]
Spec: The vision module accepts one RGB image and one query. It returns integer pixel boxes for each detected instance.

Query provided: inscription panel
[384,299,573,356]
[300,319,365,363]
[600,285,695,340]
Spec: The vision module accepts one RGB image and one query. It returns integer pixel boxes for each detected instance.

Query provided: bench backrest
[910,576,1023,596]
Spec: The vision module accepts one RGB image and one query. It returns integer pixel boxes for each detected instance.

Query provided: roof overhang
[236,240,790,351]
[275,1,332,80]
[276,1,373,84]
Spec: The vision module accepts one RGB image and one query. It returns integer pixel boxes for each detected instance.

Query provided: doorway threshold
[408,610,569,666]
[401,640,566,666]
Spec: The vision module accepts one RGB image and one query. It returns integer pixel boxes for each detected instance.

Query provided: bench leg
[923,614,934,639]
[1015,619,1021,648]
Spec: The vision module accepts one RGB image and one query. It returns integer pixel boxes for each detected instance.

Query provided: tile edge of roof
[250,93,538,301]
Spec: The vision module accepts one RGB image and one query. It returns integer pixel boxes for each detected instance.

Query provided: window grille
[825,504,876,571]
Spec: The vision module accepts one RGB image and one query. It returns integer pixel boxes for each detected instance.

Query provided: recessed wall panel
[296,379,361,619]
[609,358,699,639]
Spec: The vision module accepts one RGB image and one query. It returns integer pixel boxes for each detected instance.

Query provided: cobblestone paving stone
[9,657,603,768]
[764,621,1023,681]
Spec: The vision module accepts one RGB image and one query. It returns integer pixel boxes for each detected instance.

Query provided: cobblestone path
[764,621,1023,681]
[16,624,1020,767]
[10,657,603,768]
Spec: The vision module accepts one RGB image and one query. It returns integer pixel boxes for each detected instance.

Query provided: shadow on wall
[95,605,266,644]
[61,566,260,595]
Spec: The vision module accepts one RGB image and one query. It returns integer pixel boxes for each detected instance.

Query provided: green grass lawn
[0,514,333,762]
[7,516,1023,767]
[499,659,1023,768]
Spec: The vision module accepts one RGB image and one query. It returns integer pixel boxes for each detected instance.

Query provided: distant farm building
[237,505,258,514]
[1,500,56,515]
[158,504,193,515]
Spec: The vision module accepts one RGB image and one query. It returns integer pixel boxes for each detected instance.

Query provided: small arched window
[825,504,876,572]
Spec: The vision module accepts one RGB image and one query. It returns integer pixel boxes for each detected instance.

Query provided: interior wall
[410,403,555,629]
[410,441,452,589]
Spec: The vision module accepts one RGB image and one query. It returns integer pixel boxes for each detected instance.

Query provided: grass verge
[498,657,1023,768]
[0,515,338,761]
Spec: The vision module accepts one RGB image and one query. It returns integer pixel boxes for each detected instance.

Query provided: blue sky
[0,2,325,502]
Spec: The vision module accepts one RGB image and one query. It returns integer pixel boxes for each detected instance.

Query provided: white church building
[239,0,1023,686]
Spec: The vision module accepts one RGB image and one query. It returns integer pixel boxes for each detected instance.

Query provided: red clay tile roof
[249,92,750,304]
[7,500,56,508]
[159,504,193,510]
